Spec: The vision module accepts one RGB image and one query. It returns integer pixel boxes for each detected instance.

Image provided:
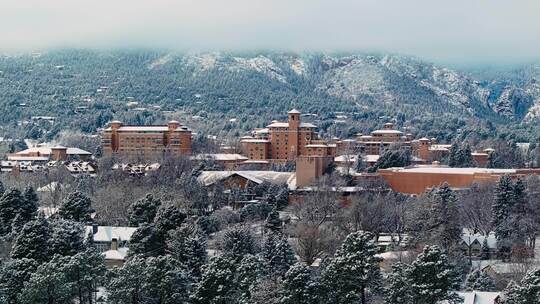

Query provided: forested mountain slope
[0,50,538,143]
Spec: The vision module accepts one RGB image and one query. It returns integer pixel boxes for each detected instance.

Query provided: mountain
[0,50,538,142]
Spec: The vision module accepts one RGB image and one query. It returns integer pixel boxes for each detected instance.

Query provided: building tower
[288,109,301,159]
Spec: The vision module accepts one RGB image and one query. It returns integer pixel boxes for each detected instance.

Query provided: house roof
[12,147,92,156]
[266,122,317,128]
[371,130,404,135]
[192,153,249,161]
[85,226,137,243]
[103,248,129,261]
[440,292,500,304]
[288,109,301,114]
[197,170,296,190]
[104,125,190,132]
[461,228,497,249]
[382,166,516,175]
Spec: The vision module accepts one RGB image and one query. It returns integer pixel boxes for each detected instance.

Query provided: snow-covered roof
[85,226,137,243]
[103,248,129,261]
[192,153,248,161]
[461,228,497,249]
[440,292,500,304]
[12,147,92,156]
[6,156,50,161]
[383,166,516,175]
[305,144,328,148]
[104,125,190,132]
[266,122,317,128]
[197,170,296,190]
[371,130,404,135]
[240,138,270,143]
[288,109,301,114]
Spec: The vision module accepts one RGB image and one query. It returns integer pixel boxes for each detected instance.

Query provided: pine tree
[127,193,162,226]
[407,246,460,304]
[154,205,186,234]
[261,234,296,277]
[49,220,85,256]
[480,239,491,260]
[281,263,321,304]
[11,216,52,262]
[0,188,25,236]
[321,231,382,304]
[65,248,107,304]
[465,269,496,291]
[0,258,38,304]
[167,225,208,279]
[510,178,529,250]
[275,188,289,210]
[457,144,474,167]
[492,175,515,261]
[129,223,165,257]
[237,254,264,304]
[143,255,191,304]
[448,143,460,167]
[0,180,5,196]
[502,268,540,303]
[18,255,73,304]
[191,254,238,304]
[385,262,413,304]
[21,186,39,222]
[265,208,282,232]
[222,226,258,259]
[106,255,147,304]
[59,191,94,222]
[426,183,462,252]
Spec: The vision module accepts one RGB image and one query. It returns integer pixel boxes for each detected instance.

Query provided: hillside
[0,50,538,143]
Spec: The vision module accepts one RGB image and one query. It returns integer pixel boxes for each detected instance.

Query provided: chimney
[51,146,68,161]
[92,223,99,235]
[111,238,118,251]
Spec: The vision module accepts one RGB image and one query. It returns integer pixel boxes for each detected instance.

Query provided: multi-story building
[241,109,335,162]
[355,123,413,155]
[101,120,192,157]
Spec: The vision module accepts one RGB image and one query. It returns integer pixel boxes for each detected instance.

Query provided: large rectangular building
[101,120,192,157]
[241,109,335,162]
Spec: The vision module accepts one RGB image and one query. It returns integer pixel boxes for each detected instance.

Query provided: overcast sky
[1,0,539,65]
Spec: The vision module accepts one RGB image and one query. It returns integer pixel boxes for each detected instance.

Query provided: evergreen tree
[65,248,107,304]
[18,255,73,304]
[457,144,474,167]
[59,191,94,222]
[0,258,38,304]
[127,193,162,227]
[167,225,208,279]
[510,178,529,250]
[237,254,264,304]
[154,205,187,234]
[492,175,515,261]
[0,188,25,236]
[480,239,491,260]
[21,186,39,221]
[465,269,496,291]
[11,216,52,262]
[106,255,147,304]
[261,234,296,277]
[275,188,289,210]
[385,262,413,304]
[321,231,382,304]
[265,208,282,232]
[281,263,321,304]
[143,255,191,304]
[50,220,85,256]
[502,268,540,303]
[222,226,258,259]
[129,223,165,257]
[426,183,462,252]
[407,246,460,304]
[0,180,4,196]
[191,254,238,304]
[448,143,460,167]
